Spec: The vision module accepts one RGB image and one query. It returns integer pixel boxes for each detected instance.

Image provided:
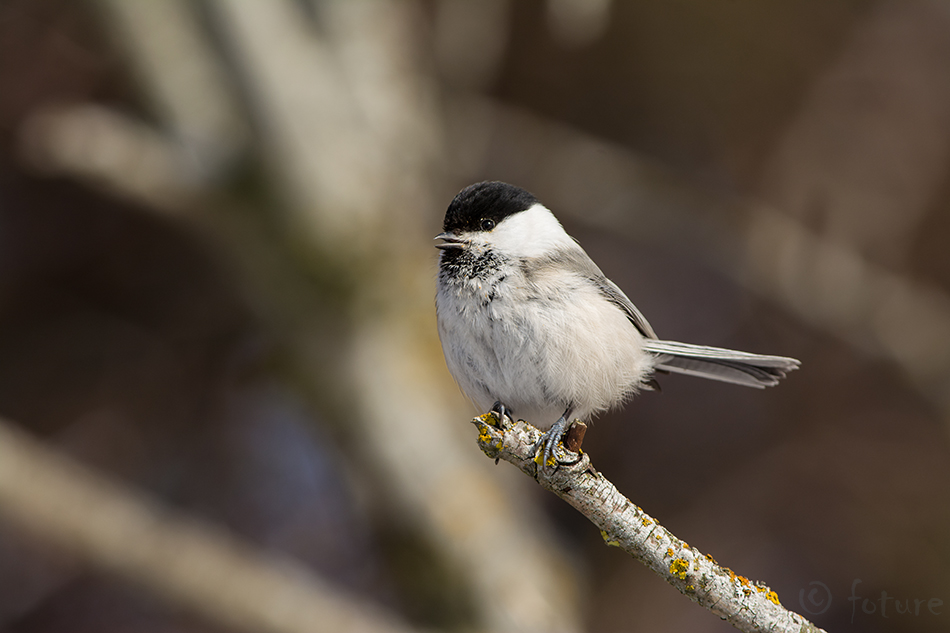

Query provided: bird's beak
[435,232,467,250]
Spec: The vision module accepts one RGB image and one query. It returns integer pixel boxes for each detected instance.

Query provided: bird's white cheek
[489,204,576,259]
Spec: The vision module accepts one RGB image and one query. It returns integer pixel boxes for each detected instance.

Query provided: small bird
[435,181,799,465]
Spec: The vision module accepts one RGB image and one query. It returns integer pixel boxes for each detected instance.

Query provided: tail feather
[643,340,800,389]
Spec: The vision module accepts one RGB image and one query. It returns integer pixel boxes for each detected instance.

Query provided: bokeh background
[2,1,950,632]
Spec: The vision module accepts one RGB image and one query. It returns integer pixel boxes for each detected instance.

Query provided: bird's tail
[642,340,800,388]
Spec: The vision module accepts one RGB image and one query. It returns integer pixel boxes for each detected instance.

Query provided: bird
[434,181,799,466]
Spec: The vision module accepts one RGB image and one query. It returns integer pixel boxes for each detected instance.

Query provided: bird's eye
[480,218,495,231]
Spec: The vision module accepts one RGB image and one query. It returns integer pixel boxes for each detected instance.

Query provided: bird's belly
[437,293,552,422]
[437,283,653,429]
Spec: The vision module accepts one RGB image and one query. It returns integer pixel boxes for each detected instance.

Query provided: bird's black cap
[443,181,538,233]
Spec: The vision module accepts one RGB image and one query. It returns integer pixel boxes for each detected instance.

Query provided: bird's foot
[535,411,578,471]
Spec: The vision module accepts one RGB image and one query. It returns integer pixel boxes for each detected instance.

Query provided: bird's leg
[490,401,512,426]
[537,405,575,469]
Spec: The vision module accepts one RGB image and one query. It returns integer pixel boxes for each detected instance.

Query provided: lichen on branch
[472,412,827,633]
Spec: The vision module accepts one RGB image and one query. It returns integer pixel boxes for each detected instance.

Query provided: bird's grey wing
[593,275,658,339]
[538,247,658,339]
[530,248,800,388]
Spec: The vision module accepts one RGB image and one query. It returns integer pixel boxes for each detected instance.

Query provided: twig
[473,412,828,633]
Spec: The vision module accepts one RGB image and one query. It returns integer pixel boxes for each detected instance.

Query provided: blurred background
[1,1,950,632]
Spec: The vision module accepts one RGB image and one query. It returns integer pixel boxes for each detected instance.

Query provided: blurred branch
[209,0,439,259]
[18,0,251,208]
[17,104,191,209]
[472,413,828,633]
[94,0,249,179]
[0,418,424,633]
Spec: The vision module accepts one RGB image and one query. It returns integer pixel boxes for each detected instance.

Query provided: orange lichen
[767,591,780,605]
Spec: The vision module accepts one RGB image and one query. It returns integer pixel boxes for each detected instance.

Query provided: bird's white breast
[436,242,654,428]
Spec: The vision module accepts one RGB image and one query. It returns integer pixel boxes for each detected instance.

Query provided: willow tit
[435,181,799,465]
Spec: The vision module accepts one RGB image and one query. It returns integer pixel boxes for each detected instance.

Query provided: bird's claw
[535,414,573,471]
[490,401,512,427]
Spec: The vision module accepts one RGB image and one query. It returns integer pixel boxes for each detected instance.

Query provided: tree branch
[473,412,828,633]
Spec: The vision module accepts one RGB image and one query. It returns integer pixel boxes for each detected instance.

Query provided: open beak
[434,232,467,250]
